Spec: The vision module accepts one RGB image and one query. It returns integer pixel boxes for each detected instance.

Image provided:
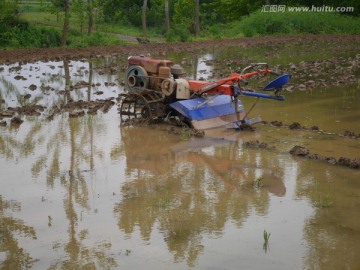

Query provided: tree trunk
[61,0,70,47]
[194,0,200,36]
[142,0,148,40]
[165,0,170,35]
[87,0,93,36]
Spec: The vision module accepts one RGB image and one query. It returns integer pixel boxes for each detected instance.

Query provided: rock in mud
[289,146,309,156]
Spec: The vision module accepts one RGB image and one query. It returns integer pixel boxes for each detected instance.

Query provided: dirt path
[0,34,359,64]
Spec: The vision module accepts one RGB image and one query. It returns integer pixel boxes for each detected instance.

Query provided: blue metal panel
[263,74,291,90]
[241,91,285,101]
[170,95,243,121]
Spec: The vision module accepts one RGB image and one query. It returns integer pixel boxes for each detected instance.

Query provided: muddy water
[1,52,360,270]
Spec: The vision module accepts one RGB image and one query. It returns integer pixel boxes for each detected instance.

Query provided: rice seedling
[263,230,271,253]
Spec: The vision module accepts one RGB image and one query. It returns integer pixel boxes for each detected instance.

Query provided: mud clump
[289,145,309,156]
[310,126,319,131]
[338,157,360,169]
[0,120,7,127]
[59,98,116,118]
[289,122,302,130]
[240,123,255,131]
[342,130,360,139]
[270,121,283,127]
[167,126,205,138]
[11,116,24,125]
[290,145,360,169]
[14,75,26,80]
[243,140,275,150]
[29,84,37,91]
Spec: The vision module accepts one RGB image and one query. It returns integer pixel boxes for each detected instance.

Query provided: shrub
[166,25,192,42]
[0,25,61,49]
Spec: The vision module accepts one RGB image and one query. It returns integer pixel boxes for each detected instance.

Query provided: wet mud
[265,121,360,140]
[243,140,275,150]
[0,35,359,173]
[290,145,360,169]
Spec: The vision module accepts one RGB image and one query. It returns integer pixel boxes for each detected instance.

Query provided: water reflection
[0,195,37,269]
[0,58,124,118]
[294,160,360,270]
[114,126,286,266]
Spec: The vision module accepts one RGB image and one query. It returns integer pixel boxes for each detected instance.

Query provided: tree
[62,0,71,46]
[142,0,148,39]
[165,0,170,35]
[0,0,19,27]
[194,0,199,36]
[87,0,94,35]
[51,0,71,46]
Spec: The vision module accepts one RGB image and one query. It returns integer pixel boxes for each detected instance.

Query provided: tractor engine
[125,56,190,99]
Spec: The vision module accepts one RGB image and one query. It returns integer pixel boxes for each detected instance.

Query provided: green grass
[231,11,360,37]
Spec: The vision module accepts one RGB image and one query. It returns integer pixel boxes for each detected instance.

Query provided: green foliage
[4,0,360,49]
[0,25,61,49]
[173,0,195,32]
[0,0,20,26]
[235,11,360,37]
[102,0,163,27]
[166,25,192,42]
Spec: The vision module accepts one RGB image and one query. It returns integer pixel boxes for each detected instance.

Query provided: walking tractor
[119,56,291,130]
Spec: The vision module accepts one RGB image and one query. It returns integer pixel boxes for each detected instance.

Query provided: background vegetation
[0,0,359,49]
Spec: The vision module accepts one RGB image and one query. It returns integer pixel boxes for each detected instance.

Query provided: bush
[166,25,192,42]
[0,25,61,49]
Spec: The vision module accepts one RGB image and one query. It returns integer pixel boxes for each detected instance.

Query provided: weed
[179,129,192,141]
[125,249,132,256]
[314,192,334,208]
[313,181,334,208]
[156,198,172,209]
[252,177,264,189]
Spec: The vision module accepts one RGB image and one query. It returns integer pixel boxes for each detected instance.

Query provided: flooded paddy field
[1,35,360,269]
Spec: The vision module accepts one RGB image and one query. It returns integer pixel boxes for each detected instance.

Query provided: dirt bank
[1,34,359,64]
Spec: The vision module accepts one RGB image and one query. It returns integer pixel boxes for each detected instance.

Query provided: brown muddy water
[0,52,360,270]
